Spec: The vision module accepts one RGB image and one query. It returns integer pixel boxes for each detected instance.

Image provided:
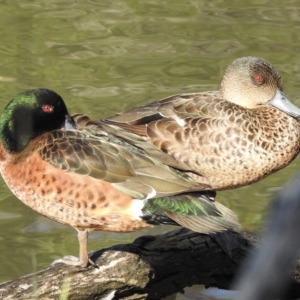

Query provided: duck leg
[77,229,89,267]
[51,229,96,267]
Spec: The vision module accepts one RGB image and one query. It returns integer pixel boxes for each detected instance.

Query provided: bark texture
[0,228,299,300]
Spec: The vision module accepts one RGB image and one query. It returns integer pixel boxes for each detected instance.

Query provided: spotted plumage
[104,57,300,190]
[0,88,239,268]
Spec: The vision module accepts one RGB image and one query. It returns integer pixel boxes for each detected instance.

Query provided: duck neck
[0,106,35,153]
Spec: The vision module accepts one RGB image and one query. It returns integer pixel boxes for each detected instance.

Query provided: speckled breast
[151,106,300,190]
[0,146,149,232]
[189,109,300,190]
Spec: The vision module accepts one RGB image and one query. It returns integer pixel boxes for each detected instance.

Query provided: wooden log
[0,228,299,300]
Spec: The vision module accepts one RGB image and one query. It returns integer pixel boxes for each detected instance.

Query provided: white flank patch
[144,187,156,200]
[175,118,186,126]
[130,187,156,220]
[131,199,145,220]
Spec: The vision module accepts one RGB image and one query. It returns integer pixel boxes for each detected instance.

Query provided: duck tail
[142,192,240,233]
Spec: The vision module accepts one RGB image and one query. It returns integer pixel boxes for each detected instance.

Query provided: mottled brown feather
[103,57,300,190]
[0,144,145,232]
[0,125,212,232]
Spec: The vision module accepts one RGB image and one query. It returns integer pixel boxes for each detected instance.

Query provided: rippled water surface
[1,0,300,298]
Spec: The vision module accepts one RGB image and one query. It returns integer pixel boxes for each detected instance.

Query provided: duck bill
[269,90,300,118]
[63,115,77,130]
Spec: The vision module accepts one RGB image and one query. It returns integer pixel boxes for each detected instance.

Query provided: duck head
[0,88,76,153]
[220,56,300,118]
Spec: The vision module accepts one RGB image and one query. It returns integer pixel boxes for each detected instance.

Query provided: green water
[0,1,300,298]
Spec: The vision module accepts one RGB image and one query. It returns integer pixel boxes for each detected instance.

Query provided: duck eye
[42,105,54,113]
[254,74,264,84]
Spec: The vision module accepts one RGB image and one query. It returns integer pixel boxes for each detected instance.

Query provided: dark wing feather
[35,129,207,199]
[40,130,135,183]
[143,193,240,233]
[73,114,195,171]
[106,91,224,126]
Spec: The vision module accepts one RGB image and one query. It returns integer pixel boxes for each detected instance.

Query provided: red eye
[42,105,54,113]
[254,75,264,84]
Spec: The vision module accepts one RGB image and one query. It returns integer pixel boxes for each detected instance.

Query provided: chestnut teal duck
[104,57,300,190]
[0,88,239,268]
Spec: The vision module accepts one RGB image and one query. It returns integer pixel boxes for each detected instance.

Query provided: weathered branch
[0,228,299,300]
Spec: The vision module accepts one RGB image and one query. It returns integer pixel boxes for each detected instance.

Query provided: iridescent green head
[0,88,76,152]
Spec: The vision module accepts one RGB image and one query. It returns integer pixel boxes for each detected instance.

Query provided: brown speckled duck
[0,88,239,268]
[104,57,300,190]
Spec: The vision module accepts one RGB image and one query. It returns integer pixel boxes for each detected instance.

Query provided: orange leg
[51,228,96,267]
[77,229,89,267]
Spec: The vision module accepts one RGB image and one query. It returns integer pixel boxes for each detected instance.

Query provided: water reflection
[0,1,299,300]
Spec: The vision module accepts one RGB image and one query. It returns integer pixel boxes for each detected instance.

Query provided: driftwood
[0,228,299,300]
